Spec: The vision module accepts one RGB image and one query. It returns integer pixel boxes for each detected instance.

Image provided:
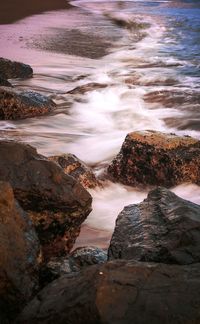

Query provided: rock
[0,75,12,87]
[108,187,200,264]
[17,260,200,324]
[0,141,92,260]
[0,181,40,322]
[108,130,200,187]
[40,247,107,287]
[49,154,100,189]
[0,86,56,120]
[0,57,33,79]
[67,82,107,95]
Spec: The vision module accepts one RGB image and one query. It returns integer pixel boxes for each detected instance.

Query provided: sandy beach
[0,0,71,24]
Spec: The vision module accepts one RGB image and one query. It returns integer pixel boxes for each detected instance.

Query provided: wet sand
[0,0,71,24]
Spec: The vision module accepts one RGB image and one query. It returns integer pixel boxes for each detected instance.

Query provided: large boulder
[0,87,56,120]
[0,75,12,87]
[0,57,33,79]
[108,187,200,264]
[108,130,200,187]
[0,141,92,260]
[49,154,100,189]
[0,181,40,322]
[17,260,200,324]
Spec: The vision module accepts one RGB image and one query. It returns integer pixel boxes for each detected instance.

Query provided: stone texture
[40,247,107,287]
[0,140,92,260]
[108,187,200,264]
[17,260,200,324]
[0,181,40,322]
[0,86,56,120]
[0,57,33,79]
[67,82,107,95]
[108,130,200,187]
[49,154,100,189]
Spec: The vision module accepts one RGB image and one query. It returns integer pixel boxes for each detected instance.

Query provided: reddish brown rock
[0,181,40,322]
[0,86,56,120]
[17,260,200,324]
[108,187,200,264]
[0,141,92,260]
[67,82,107,95]
[49,154,100,189]
[108,130,200,187]
[0,57,33,79]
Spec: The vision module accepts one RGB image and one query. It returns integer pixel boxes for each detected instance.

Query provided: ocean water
[0,0,199,247]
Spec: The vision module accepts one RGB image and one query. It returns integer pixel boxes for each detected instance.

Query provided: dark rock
[67,82,107,95]
[49,154,100,189]
[108,187,200,264]
[0,86,56,120]
[39,247,107,287]
[0,57,33,79]
[108,130,200,187]
[0,75,12,87]
[0,181,40,322]
[0,140,92,260]
[17,260,200,324]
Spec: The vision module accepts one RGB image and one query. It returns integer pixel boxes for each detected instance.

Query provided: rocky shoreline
[0,58,200,323]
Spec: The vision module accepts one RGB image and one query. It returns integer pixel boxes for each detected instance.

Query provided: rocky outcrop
[0,181,40,322]
[40,247,107,286]
[108,130,200,187]
[49,154,100,189]
[0,86,56,120]
[0,75,12,87]
[0,141,92,260]
[0,57,33,79]
[108,187,200,264]
[17,260,200,324]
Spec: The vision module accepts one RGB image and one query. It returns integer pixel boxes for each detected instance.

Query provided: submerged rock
[0,181,40,322]
[0,57,33,79]
[108,187,200,264]
[17,260,200,324]
[67,82,107,95]
[108,130,200,187]
[49,154,100,189]
[0,86,56,120]
[0,141,92,260]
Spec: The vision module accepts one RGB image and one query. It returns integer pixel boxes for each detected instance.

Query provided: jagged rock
[0,57,33,79]
[0,75,12,87]
[0,86,56,120]
[108,187,200,264]
[40,246,107,287]
[67,82,107,95]
[0,181,40,322]
[0,141,92,260]
[49,154,100,189]
[108,130,200,187]
[17,260,200,324]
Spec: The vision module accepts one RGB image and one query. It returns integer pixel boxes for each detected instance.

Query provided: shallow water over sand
[0,0,200,246]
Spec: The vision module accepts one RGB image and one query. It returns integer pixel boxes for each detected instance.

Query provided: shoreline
[0,0,72,24]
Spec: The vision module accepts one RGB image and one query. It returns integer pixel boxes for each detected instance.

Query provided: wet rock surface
[67,82,107,95]
[17,260,200,324]
[40,247,107,286]
[108,187,200,264]
[108,130,200,187]
[0,57,33,79]
[0,181,40,322]
[0,75,12,87]
[49,154,100,189]
[0,141,92,259]
[0,86,56,120]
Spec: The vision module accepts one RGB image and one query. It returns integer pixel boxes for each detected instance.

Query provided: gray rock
[108,187,200,264]
[0,86,56,120]
[17,260,200,324]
